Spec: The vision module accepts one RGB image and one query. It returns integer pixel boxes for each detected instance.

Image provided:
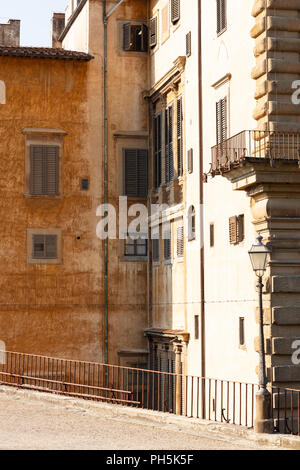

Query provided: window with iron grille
[216,97,228,144]
[186,31,191,57]
[30,145,58,196]
[123,23,148,52]
[164,231,171,261]
[152,238,160,262]
[125,236,148,257]
[165,106,174,184]
[154,114,162,188]
[32,234,57,259]
[217,0,227,35]
[124,148,148,197]
[177,226,184,257]
[177,98,183,177]
[229,214,244,245]
[171,0,180,24]
[150,17,158,48]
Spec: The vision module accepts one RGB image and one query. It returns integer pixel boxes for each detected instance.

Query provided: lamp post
[248,233,272,433]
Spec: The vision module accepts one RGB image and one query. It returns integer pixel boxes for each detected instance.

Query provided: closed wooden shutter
[165,106,174,183]
[30,145,58,196]
[152,238,160,262]
[164,231,171,260]
[229,216,238,245]
[123,23,131,50]
[217,0,227,34]
[216,97,227,144]
[141,24,148,52]
[177,98,183,177]
[154,114,162,188]
[177,226,184,257]
[150,17,157,48]
[171,0,180,23]
[32,234,57,259]
[124,149,148,197]
[186,31,191,57]
[237,214,244,243]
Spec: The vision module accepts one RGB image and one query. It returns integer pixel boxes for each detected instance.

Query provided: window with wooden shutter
[216,97,227,144]
[177,226,184,257]
[32,234,57,259]
[187,148,193,174]
[124,148,148,197]
[188,206,196,241]
[186,31,191,57]
[164,231,171,261]
[171,0,180,24]
[165,106,174,184]
[152,238,160,262]
[30,145,58,196]
[217,0,227,35]
[150,17,158,48]
[177,98,183,177]
[154,114,162,188]
[123,23,148,52]
[229,215,244,245]
[125,236,147,257]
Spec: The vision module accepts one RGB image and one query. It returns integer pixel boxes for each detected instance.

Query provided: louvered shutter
[229,216,238,245]
[45,146,58,195]
[177,98,183,177]
[150,17,157,48]
[237,214,244,243]
[177,226,184,257]
[137,149,148,197]
[186,31,191,57]
[171,0,180,23]
[123,23,131,50]
[124,149,148,197]
[164,231,171,260]
[45,235,57,258]
[30,146,44,195]
[154,114,162,188]
[165,105,174,183]
[32,234,45,258]
[141,24,148,52]
[216,97,227,144]
[217,0,226,34]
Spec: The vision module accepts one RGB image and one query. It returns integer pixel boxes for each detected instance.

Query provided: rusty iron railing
[0,350,258,428]
[210,130,300,175]
[272,386,300,436]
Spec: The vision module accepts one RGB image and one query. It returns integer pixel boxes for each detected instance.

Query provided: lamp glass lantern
[248,234,271,277]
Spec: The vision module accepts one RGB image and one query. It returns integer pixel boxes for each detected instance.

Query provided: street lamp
[249,234,272,433]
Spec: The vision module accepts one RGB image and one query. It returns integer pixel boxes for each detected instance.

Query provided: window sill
[24,193,64,200]
[120,256,148,262]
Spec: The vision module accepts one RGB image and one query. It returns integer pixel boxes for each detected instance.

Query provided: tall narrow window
[210,223,215,247]
[177,98,183,177]
[239,317,245,346]
[165,106,174,184]
[188,206,196,241]
[123,23,148,52]
[154,114,162,188]
[124,149,148,197]
[30,145,58,196]
[217,0,227,35]
[216,97,227,144]
[150,17,158,48]
[171,0,180,24]
[152,238,160,262]
[177,226,184,257]
[186,31,191,57]
[164,231,171,261]
[195,315,199,340]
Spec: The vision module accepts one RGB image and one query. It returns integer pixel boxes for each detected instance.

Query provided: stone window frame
[22,128,66,199]
[27,228,62,265]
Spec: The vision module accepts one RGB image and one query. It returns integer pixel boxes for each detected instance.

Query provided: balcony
[210,130,300,177]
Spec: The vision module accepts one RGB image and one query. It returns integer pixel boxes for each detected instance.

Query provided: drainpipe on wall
[102,0,126,366]
[198,0,206,419]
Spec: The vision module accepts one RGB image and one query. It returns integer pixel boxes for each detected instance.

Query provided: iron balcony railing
[211,130,300,175]
[272,386,300,436]
[0,350,258,428]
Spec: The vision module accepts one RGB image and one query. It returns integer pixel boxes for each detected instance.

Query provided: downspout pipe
[198,0,206,419]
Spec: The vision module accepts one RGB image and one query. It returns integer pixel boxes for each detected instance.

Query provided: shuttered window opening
[152,238,160,262]
[154,114,162,188]
[123,23,148,52]
[32,234,57,259]
[177,226,184,257]
[125,236,148,257]
[165,106,174,184]
[186,31,191,57]
[187,148,193,174]
[30,145,58,196]
[216,97,228,144]
[164,231,171,261]
[188,206,196,241]
[217,0,227,35]
[210,223,215,247]
[124,148,148,197]
[177,98,183,177]
[171,0,180,24]
[229,214,244,245]
[150,17,158,48]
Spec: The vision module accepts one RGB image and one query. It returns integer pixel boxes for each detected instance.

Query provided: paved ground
[0,392,280,450]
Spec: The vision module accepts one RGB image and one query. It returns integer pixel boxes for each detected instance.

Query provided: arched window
[188,205,196,241]
[0,81,6,104]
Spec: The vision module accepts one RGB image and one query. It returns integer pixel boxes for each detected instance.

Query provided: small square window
[27,229,62,265]
[81,178,89,190]
[124,236,147,258]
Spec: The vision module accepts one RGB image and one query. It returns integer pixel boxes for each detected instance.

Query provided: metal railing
[211,130,300,175]
[0,350,258,428]
[272,386,300,436]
